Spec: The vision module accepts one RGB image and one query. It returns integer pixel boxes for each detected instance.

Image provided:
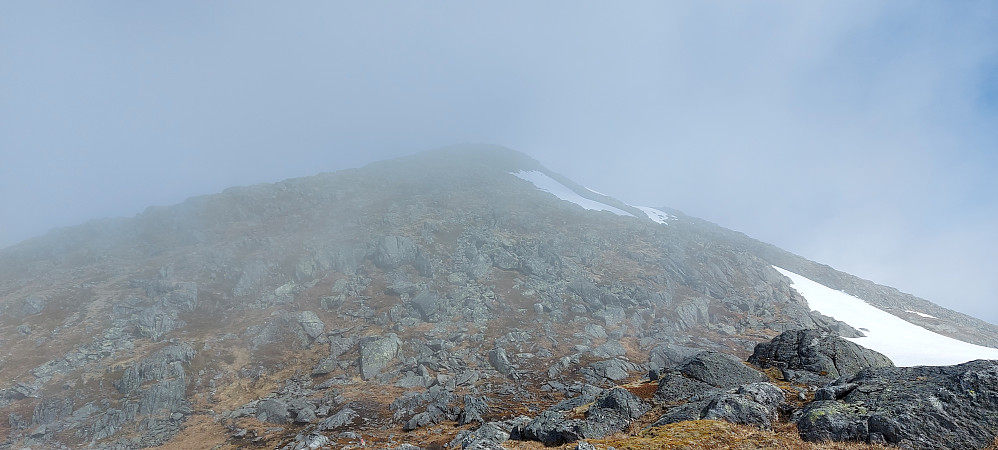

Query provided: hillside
[2,145,997,449]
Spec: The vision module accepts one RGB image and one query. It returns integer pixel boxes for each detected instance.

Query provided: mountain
[2,144,997,449]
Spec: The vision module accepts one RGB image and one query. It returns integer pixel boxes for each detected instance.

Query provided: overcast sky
[2,2,997,324]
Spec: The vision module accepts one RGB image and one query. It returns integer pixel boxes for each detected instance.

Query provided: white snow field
[774,266,998,366]
[634,206,676,225]
[512,171,633,217]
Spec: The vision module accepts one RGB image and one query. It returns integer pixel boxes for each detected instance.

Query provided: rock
[20,296,46,316]
[654,371,717,404]
[654,382,785,429]
[648,344,704,371]
[320,295,346,311]
[487,347,515,377]
[317,407,358,430]
[392,385,460,431]
[456,421,511,449]
[581,358,639,383]
[748,329,894,380]
[511,387,644,445]
[796,400,871,442]
[256,399,290,424]
[491,249,520,271]
[311,356,338,376]
[594,387,650,419]
[115,343,196,394]
[31,397,73,426]
[135,306,180,341]
[358,334,401,380]
[678,351,767,388]
[295,311,326,342]
[589,341,626,359]
[795,360,998,448]
[301,433,330,449]
[700,383,785,429]
[514,410,586,446]
[288,398,317,423]
[410,291,441,322]
[160,281,198,312]
[459,395,490,426]
[374,236,419,269]
[675,297,709,330]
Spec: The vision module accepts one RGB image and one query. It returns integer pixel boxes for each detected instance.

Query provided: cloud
[1,1,996,323]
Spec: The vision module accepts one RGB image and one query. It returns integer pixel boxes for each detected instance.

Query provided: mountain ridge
[2,144,997,449]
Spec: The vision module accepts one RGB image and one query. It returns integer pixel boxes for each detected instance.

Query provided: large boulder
[653,382,785,429]
[487,347,514,376]
[648,344,705,371]
[678,351,767,388]
[749,329,894,381]
[595,387,650,420]
[700,383,785,429]
[795,360,998,449]
[358,334,401,380]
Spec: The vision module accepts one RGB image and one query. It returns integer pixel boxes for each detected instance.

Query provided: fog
[2,2,996,324]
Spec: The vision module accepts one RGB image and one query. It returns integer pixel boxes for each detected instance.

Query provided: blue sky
[2,1,997,324]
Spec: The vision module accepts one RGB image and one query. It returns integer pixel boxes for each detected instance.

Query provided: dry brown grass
[570,420,891,450]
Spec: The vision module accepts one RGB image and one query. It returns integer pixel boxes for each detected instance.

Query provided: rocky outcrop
[653,382,786,429]
[749,329,894,383]
[795,360,998,448]
[374,236,419,269]
[649,351,783,430]
[510,387,649,446]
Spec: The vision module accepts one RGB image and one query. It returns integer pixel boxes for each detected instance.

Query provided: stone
[410,291,441,322]
[256,399,289,424]
[678,351,767,388]
[374,236,419,269]
[701,383,785,430]
[795,360,998,448]
[648,344,704,370]
[654,371,716,404]
[487,347,515,377]
[317,407,358,430]
[582,358,639,383]
[749,329,894,381]
[358,334,401,380]
[455,421,511,449]
[595,387,650,419]
[296,311,326,342]
[21,296,46,316]
[459,395,490,426]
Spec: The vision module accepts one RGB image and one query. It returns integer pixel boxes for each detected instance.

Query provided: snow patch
[774,266,998,366]
[634,206,676,225]
[512,171,633,217]
[906,310,938,319]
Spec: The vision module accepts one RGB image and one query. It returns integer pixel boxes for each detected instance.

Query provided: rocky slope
[1,145,996,449]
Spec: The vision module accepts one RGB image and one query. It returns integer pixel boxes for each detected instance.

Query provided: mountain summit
[2,145,998,449]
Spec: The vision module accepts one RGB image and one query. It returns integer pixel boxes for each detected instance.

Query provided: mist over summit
[2,145,998,449]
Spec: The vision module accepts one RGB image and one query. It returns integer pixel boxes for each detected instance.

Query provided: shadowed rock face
[749,329,894,383]
[796,360,998,449]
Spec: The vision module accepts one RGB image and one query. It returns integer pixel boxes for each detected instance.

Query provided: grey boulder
[749,329,894,381]
[795,360,998,449]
